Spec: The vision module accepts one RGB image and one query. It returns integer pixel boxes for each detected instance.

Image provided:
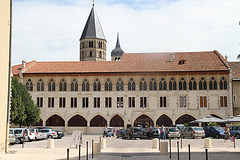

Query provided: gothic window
[48,79,55,91]
[90,51,92,57]
[199,77,207,90]
[105,78,112,91]
[209,77,217,90]
[37,79,44,91]
[26,79,33,91]
[100,51,102,58]
[82,79,89,91]
[220,77,227,90]
[159,78,167,90]
[139,78,147,91]
[59,79,67,91]
[128,78,135,91]
[89,41,93,48]
[189,77,197,90]
[116,78,124,91]
[71,79,78,91]
[169,78,176,90]
[93,79,101,91]
[149,78,157,91]
[179,77,187,90]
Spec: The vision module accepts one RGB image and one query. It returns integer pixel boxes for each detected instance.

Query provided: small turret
[111,33,124,61]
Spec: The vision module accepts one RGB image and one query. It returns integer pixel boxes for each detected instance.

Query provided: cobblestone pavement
[1,135,240,160]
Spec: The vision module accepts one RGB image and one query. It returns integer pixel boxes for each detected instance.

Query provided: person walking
[161,125,166,140]
[224,126,230,142]
[103,126,108,137]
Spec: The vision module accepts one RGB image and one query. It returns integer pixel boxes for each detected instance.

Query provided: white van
[10,128,36,142]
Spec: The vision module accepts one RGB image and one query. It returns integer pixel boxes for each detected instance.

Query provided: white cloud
[12,0,240,65]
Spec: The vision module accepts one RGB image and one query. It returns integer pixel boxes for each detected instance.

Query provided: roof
[12,50,230,75]
[111,33,124,57]
[228,61,240,79]
[80,5,105,40]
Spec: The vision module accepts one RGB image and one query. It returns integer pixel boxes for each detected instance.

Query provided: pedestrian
[113,128,116,137]
[224,126,230,142]
[103,126,108,137]
[158,126,161,139]
[161,125,166,140]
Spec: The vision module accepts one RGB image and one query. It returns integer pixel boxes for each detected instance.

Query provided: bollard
[177,141,179,160]
[79,145,81,160]
[181,135,183,148]
[47,139,54,149]
[152,138,159,149]
[169,138,171,159]
[92,140,94,159]
[205,149,208,160]
[93,142,101,155]
[159,137,160,151]
[22,138,24,148]
[204,138,212,148]
[67,148,70,160]
[86,142,88,160]
[101,138,106,149]
[188,144,191,160]
[100,136,101,143]
[234,137,236,148]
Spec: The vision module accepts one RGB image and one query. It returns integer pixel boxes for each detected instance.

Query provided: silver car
[9,130,16,144]
[31,129,47,140]
[40,128,58,139]
[182,127,205,139]
[167,127,181,139]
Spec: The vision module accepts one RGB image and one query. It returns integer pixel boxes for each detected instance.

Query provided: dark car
[55,130,64,139]
[229,126,240,138]
[203,126,225,139]
[141,128,160,139]
[125,127,142,139]
[116,129,128,138]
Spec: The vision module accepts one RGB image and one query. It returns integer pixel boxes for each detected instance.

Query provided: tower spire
[111,32,124,61]
[93,0,94,6]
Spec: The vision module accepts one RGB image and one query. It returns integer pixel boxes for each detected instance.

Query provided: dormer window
[178,60,186,65]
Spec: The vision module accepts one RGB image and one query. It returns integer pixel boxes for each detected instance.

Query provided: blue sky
[12,0,240,65]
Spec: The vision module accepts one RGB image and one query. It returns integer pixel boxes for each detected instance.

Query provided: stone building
[12,5,233,134]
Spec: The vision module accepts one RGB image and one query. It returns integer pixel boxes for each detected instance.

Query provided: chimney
[22,60,26,69]
[170,53,175,62]
[225,55,228,64]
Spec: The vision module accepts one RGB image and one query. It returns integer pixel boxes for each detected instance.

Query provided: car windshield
[169,128,179,132]
[193,128,203,131]
[14,130,22,134]
[9,130,13,134]
[214,127,224,132]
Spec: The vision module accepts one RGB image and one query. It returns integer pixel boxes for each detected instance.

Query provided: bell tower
[79,4,107,61]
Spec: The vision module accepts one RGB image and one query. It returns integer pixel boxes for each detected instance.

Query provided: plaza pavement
[0,135,240,160]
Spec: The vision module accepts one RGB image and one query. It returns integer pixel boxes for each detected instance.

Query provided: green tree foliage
[10,77,40,127]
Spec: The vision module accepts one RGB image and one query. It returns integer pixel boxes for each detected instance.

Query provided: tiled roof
[12,50,229,75]
[228,62,240,79]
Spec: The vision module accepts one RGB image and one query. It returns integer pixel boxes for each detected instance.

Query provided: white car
[10,128,36,142]
[31,129,47,140]
[9,130,16,144]
[40,128,58,139]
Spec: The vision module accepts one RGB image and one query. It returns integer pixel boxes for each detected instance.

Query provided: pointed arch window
[189,77,196,90]
[105,78,112,91]
[179,77,187,90]
[89,41,93,48]
[169,78,176,90]
[48,79,55,91]
[71,79,78,91]
[93,79,101,91]
[139,78,147,91]
[82,79,89,91]
[220,77,227,90]
[199,77,207,90]
[116,78,124,91]
[159,78,167,90]
[37,79,44,91]
[128,78,135,91]
[90,51,92,57]
[149,78,157,91]
[26,79,33,91]
[209,77,217,90]
[59,79,67,91]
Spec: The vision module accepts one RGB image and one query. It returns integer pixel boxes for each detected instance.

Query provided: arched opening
[68,115,87,127]
[46,114,65,126]
[134,114,154,128]
[90,115,107,127]
[175,114,196,125]
[110,115,124,127]
[156,114,173,127]
[32,118,43,126]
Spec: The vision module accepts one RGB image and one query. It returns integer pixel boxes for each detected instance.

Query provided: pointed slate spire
[111,32,124,57]
[80,5,105,40]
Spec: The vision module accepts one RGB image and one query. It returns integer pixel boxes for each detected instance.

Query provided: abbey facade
[12,5,234,134]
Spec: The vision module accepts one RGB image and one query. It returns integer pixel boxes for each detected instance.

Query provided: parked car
[182,127,205,139]
[31,129,47,140]
[229,126,240,138]
[116,129,128,138]
[125,127,142,139]
[142,128,160,139]
[39,128,58,139]
[169,124,186,133]
[10,128,36,142]
[9,130,16,144]
[203,126,225,139]
[167,127,181,139]
[55,130,64,139]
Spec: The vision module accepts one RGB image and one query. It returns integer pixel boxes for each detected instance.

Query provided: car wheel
[190,134,194,139]
[16,138,21,144]
[236,134,240,139]
[48,135,52,139]
[215,134,220,139]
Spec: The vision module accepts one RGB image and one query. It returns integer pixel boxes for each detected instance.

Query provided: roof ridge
[21,60,37,73]
[213,50,230,69]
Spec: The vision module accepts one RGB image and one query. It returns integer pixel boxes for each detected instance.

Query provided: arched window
[189,77,196,90]
[59,79,67,91]
[159,78,167,90]
[105,78,112,91]
[90,51,92,57]
[116,78,124,91]
[220,77,227,90]
[71,79,78,91]
[139,78,147,91]
[89,41,93,48]
[82,79,89,91]
[209,77,217,90]
[179,77,187,90]
[93,79,101,91]
[48,79,55,91]
[169,78,176,90]
[149,78,157,91]
[37,79,44,91]
[199,77,207,90]
[26,79,33,91]
[128,78,135,91]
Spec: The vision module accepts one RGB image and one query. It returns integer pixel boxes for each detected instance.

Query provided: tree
[10,77,40,127]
